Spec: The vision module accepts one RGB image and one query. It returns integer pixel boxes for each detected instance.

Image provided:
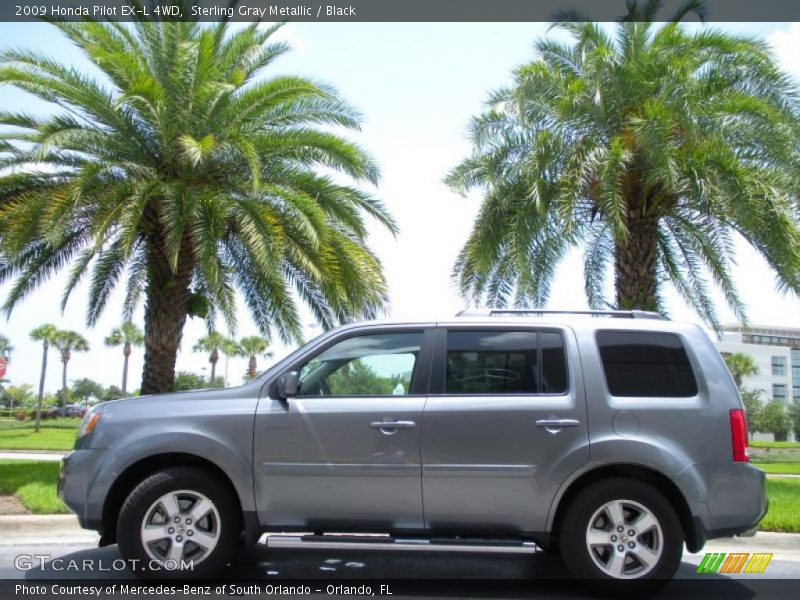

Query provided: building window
[772,384,787,402]
[794,386,800,402]
[793,366,800,382]
[792,349,800,368]
[772,356,787,376]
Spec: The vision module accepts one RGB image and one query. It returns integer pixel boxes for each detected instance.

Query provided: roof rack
[456,308,665,320]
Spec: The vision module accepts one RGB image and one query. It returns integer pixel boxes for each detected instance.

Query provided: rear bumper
[681,461,767,551]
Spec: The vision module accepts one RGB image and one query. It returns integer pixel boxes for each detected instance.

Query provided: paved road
[0,536,797,598]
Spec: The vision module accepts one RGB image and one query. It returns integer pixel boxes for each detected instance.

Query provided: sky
[0,20,799,393]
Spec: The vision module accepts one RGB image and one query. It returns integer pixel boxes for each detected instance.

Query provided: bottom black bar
[1,579,799,600]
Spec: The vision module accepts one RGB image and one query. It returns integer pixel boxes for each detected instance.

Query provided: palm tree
[105,321,144,396]
[446,0,800,329]
[219,336,241,388]
[0,20,396,395]
[193,331,227,386]
[723,352,759,389]
[29,324,59,432]
[238,336,273,380]
[0,333,12,360]
[52,331,89,408]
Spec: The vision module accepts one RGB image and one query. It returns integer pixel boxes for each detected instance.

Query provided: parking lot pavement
[0,534,797,597]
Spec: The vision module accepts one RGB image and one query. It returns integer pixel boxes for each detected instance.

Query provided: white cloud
[767,23,800,79]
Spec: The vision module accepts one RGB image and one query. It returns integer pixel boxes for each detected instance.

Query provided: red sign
[0,357,6,378]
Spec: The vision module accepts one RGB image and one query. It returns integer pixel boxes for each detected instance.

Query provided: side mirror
[276,371,300,400]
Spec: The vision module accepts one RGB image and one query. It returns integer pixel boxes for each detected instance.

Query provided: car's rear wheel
[117,467,240,578]
[558,478,683,591]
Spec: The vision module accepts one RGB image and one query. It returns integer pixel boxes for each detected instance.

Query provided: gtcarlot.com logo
[696,552,773,574]
[14,554,193,572]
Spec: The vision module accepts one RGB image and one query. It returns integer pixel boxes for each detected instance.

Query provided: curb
[702,531,800,554]
[0,515,100,545]
[0,515,82,533]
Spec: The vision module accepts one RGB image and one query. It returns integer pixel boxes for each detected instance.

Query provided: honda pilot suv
[59,309,766,585]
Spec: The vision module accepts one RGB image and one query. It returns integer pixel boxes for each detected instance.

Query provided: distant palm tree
[0,333,12,360]
[446,0,800,329]
[29,324,59,432]
[105,322,144,396]
[219,337,242,387]
[193,331,228,386]
[0,20,395,395]
[723,352,759,388]
[238,336,273,380]
[52,331,89,408]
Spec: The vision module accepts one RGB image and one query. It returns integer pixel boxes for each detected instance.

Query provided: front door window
[298,332,423,397]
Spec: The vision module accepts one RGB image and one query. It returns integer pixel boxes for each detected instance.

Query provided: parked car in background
[48,404,87,419]
[59,310,766,590]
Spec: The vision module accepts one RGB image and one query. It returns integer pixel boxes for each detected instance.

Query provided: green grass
[0,417,81,431]
[750,440,800,449]
[760,478,800,533]
[0,427,76,450]
[0,460,68,514]
[755,463,800,475]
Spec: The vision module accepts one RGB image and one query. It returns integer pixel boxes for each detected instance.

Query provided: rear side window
[445,330,568,395]
[596,331,698,397]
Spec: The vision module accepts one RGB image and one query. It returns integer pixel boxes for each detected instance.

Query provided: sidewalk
[0,450,66,462]
[0,515,99,545]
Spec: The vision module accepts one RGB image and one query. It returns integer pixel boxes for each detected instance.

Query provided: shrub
[14,410,27,421]
[761,401,791,442]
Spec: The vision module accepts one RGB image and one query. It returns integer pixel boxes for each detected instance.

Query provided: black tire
[557,477,683,594]
[117,467,241,579]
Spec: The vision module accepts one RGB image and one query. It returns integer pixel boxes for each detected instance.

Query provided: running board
[265,534,539,554]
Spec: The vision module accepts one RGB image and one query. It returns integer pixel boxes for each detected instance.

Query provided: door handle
[370,420,416,432]
[536,418,580,433]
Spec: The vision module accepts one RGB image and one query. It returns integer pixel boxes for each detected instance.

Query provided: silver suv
[59,310,767,585]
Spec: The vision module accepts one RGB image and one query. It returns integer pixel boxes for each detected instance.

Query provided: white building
[716,324,800,406]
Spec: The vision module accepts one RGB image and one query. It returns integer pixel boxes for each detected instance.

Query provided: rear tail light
[729,409,749,462]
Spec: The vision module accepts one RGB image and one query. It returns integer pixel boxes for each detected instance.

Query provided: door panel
[254,329,432,531]
[255,395,424,530]
[421,327,589,535]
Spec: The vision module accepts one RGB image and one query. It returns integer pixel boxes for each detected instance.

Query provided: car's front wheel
[558,478,683,590]
[117,467,240,578]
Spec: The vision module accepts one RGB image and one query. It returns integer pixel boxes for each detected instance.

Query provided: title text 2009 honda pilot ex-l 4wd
[59,309,766,586]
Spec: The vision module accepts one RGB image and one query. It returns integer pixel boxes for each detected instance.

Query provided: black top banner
[3,0,800,23]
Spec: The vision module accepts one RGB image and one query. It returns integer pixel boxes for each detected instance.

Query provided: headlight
[77,407,102,438]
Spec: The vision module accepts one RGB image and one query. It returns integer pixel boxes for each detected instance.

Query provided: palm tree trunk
[614,212,659,311]
[248,356,256,380]
[209,351,218,386]
[140,228,193,395]
[224,354,230,387]
[34,342,48,433]
[122,342,131,395]
[61,355,68,409]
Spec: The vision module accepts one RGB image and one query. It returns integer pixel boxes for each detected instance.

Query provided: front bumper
[58,449,107,531]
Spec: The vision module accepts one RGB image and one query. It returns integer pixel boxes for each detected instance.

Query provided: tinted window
[298,332,422,397]
[445,330,568,395]
[596,331,698,397]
